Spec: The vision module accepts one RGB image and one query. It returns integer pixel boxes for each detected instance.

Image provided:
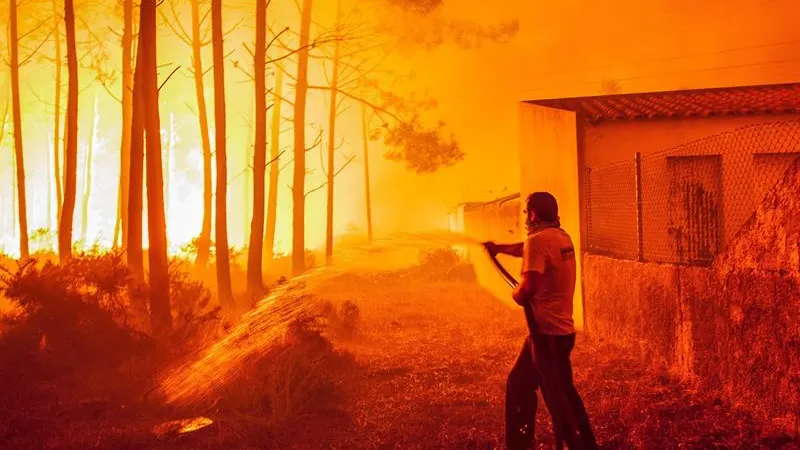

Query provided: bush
[0,252,147,373]
[167,259,221,348]
[0,252,224,377]
[218,313,357,430]
[415,247,476,282]
[320,299,361,339]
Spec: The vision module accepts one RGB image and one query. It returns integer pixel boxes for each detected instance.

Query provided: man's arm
[512,236,547,306]
[483,241,523,258]
[512,271,544,306]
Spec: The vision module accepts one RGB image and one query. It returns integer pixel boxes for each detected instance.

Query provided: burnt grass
[2,267,799,449]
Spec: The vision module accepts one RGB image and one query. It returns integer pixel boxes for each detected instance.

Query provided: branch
[266,27,291,53]
[307,85,402,124]
[18,18,49,42]
[158,65,182,91]
[202,50,235,77]
[99,81,123,104]
[306,129,323,152]
[19,27,55,67]
[159,2,192,46]
[304,154,356,198]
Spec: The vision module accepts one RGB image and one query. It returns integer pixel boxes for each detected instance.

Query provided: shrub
[415,247,477,282]
[219,312,357,429]
[0,252,147,373]
[167,259,221,348]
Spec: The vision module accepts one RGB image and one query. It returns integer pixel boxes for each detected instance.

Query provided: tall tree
[9,0,29,259]
[323,0,342,265]
[191,0,214,268]
[80,93,98,244]
[361,104,372,241]
[246,0,268,295]
[126,61,145,280]
[52,0,63,220]
[139,0,171,333]
[264,68,282,263]
[212,0,234,307]
[113,0,134,249]
[292,0,313,276]
[161,0,214,266]
[58,0,79,263]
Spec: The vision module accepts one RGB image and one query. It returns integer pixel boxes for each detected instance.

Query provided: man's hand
[482,241,524,258]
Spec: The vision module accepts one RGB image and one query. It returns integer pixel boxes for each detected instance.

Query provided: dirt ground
[2,269,799,449]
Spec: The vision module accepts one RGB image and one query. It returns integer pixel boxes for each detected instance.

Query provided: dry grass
[0,251,798,449]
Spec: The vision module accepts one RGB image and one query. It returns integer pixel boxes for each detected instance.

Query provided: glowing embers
[152,416,214,438]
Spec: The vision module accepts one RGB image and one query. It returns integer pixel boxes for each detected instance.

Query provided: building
[520,82,800,426]
[449,193,521,241]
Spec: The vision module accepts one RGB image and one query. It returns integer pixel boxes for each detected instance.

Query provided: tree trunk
[58,0,79,264]
[192,0,213,267]
[53,0,63,220]
[80,93,98,245]
[212,0,234,307]
[244,102,253,244]
[292,0,313,276]
[247,0,267,296]
[127,4,147,281]
[9,0,29,260]
[164,112,174,227]
[47,131,52,232]
[324,2,342,266]
[264,68,282,263]
[139,0,171,334]
[114,0,133,249]
[361,104,373,242]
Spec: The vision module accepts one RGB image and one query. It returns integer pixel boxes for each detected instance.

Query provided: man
[484,192,597,450]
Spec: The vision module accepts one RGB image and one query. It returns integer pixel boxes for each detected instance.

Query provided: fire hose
[482,244,589,450]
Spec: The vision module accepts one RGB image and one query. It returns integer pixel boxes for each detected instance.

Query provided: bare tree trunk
[164,112,174,227]
[192,0,213,267]
[58,0,79,264]
[127,10,147,281]
[292,0,313,276]
[324,2,342,266]
[361,104,372,242]
[247,0,267,295]
[114,0,133,249]
[264,68,281,263]
[53,0,63,219]
[244,103,253,243]
[140,0,171,334]
[212,0,234,307]
[9,0,29,260]
[47,131,52,232]
[80,93,98,245]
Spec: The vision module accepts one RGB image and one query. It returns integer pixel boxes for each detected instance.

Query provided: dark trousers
[506,333,598,450]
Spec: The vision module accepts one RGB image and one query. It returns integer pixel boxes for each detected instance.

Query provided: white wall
[518,103,584,330]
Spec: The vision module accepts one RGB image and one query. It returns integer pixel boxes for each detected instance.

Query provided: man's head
[525,191,559,227]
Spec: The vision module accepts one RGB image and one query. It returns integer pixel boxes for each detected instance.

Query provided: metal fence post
[635,152,644,262]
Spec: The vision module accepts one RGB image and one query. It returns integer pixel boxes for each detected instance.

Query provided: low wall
[584,158,800,423]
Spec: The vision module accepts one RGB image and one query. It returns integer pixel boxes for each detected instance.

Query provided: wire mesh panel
[585,161,638,259]
[586,119,800,265]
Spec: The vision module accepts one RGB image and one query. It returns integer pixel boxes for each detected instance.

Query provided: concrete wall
[583,156,800,423]
[518,103,584,329]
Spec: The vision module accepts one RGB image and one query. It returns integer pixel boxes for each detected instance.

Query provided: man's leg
[506,337,539,450]
[556,334,598,449]
[532,333,585,450]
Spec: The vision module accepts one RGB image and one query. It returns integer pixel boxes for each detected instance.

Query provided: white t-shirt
[521,227,577,335]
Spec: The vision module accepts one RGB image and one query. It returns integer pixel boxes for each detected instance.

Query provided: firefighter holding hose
[484,192,597,450]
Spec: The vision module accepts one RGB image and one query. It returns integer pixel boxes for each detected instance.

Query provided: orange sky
[1,0,798,256]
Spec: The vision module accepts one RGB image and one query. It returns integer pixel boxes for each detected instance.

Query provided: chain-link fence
[586,119,800,265]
